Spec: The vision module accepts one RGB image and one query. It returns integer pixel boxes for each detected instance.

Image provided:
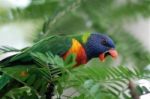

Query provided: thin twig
[128,80,140,99]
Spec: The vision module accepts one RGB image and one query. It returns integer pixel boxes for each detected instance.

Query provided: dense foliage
[0,0,150,99]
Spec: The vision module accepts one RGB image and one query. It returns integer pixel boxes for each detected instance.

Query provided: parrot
[0,32,118,66]
[0,32,118,99]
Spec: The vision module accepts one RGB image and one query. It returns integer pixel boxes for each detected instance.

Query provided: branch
[128,80,140,99]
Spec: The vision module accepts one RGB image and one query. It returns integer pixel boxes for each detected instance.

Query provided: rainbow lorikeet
[0,32,118,99]
[0,32,118,66]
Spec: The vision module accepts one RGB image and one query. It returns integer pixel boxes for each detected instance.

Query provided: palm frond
[0,46,20,53]
[62,65,150,99]
[0,51,76,98]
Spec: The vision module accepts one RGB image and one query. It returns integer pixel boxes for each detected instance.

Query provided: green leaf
[3,86,38,99]
[64,54,76,68]
[0,66,49,96]
[0,46,20,53]
[0,74,10,90]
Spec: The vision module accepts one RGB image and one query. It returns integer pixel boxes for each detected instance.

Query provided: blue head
[84,33,118,61]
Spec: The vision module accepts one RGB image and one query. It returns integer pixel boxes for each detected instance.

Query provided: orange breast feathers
[63,39,87,66]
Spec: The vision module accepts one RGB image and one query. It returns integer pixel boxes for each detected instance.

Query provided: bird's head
[83,33,118,61]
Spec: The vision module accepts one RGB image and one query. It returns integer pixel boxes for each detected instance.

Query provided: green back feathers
[68,32,91,44]
[82,32,91,44]
[3,35,71,64]
[61,32,91,44]
[0,33,91,66]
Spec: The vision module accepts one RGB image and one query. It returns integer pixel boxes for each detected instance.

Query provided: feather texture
[63,39,87,66]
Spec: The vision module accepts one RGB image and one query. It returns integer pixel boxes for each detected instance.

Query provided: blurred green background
[0,0,150,98]
[0,0,149,69]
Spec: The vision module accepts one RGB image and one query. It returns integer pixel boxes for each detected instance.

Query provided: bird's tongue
[99,49,118,62]
[99,53,105,62]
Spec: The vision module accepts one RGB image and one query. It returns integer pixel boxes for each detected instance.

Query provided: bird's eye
[101,39,107,45]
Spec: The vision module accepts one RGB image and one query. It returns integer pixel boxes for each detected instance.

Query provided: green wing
[0,33,84,66]
[0,35,72,66]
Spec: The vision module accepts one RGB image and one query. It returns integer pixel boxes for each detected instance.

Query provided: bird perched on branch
[0,32,118,99]
[0,32,118,66]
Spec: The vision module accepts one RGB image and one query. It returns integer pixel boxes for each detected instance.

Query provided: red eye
[101,39,107,45]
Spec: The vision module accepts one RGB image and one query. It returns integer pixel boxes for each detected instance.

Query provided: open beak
[99,49,118,62]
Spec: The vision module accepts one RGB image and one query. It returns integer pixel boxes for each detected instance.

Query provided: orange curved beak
[99,49,118,62]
